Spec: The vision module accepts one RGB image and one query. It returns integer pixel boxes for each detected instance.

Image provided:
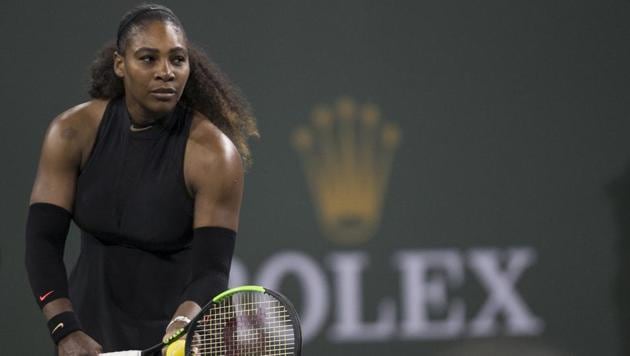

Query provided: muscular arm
[27,102,104,353]
[164,118,244,339]
[189,131,243,232]
[30,113,83,318]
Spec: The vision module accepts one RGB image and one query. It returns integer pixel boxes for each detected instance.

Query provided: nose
[155,59,175,81]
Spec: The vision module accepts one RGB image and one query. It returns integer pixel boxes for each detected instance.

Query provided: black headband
[116,5,179,50]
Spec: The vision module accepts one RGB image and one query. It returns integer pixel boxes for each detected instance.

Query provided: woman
[25,4,258,355]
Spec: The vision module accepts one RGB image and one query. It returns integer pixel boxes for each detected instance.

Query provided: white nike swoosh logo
[52,322,64,334]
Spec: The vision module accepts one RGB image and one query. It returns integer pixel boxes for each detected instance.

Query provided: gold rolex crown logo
[292,97,401,245]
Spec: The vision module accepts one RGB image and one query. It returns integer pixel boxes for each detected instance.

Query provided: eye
[140,55,155,63]
[172,56,187,66]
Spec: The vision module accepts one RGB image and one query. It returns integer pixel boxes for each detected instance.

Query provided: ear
[113,51,125,78]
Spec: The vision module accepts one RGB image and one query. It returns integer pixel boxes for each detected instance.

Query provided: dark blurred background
[1,1,629,355]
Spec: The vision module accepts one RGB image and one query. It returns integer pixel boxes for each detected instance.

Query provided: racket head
[185,285,302,356]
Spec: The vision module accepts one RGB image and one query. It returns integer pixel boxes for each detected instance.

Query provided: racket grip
[162,327,186,344]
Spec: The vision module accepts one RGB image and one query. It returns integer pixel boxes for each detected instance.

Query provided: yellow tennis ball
[166,339,186,356]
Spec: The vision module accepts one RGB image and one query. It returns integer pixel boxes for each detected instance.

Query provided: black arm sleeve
[24,203,71,308]
[180,226,236,306]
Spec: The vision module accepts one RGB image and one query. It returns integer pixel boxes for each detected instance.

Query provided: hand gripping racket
[100,285,302,356]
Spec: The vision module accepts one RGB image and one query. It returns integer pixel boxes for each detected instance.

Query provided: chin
[148,100,178,114]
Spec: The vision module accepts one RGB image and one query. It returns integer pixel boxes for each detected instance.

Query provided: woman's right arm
[27,105,103,355]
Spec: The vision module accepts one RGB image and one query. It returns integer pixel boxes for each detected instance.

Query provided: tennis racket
[99,285,302,356]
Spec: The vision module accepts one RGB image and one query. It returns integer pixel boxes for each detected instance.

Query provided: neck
[127,110,160,128]
[125,98,167,128]
[129,123,155,132]
[129,118,156,129]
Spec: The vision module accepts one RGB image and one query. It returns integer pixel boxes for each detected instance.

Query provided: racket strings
[189,292,296,355]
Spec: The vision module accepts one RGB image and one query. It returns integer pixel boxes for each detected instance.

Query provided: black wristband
[47,311,81,344]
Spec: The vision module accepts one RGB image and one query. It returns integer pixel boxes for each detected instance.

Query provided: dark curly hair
[88,3,259,167]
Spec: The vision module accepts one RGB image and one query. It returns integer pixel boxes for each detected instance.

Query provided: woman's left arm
[162,127,244,344]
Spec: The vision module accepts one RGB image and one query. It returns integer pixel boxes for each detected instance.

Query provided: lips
[151,87,177,94]
[150,87,177,100]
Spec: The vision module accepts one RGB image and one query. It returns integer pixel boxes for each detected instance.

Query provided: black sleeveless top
[69,97,195,352]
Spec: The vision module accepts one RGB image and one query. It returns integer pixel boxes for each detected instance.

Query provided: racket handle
[98,352,141,356]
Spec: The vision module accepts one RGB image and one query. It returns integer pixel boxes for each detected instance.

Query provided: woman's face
[114,20,190,122]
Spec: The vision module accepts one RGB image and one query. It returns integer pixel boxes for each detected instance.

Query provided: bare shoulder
[47,99,108,143]
[185,111,243,194]
[187,111,243,172]
[42,99,109,166]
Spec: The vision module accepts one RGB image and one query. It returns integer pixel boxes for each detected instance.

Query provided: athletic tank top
[68,97,195,352]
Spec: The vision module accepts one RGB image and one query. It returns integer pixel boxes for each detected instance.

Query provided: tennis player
[25,4,258,354]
